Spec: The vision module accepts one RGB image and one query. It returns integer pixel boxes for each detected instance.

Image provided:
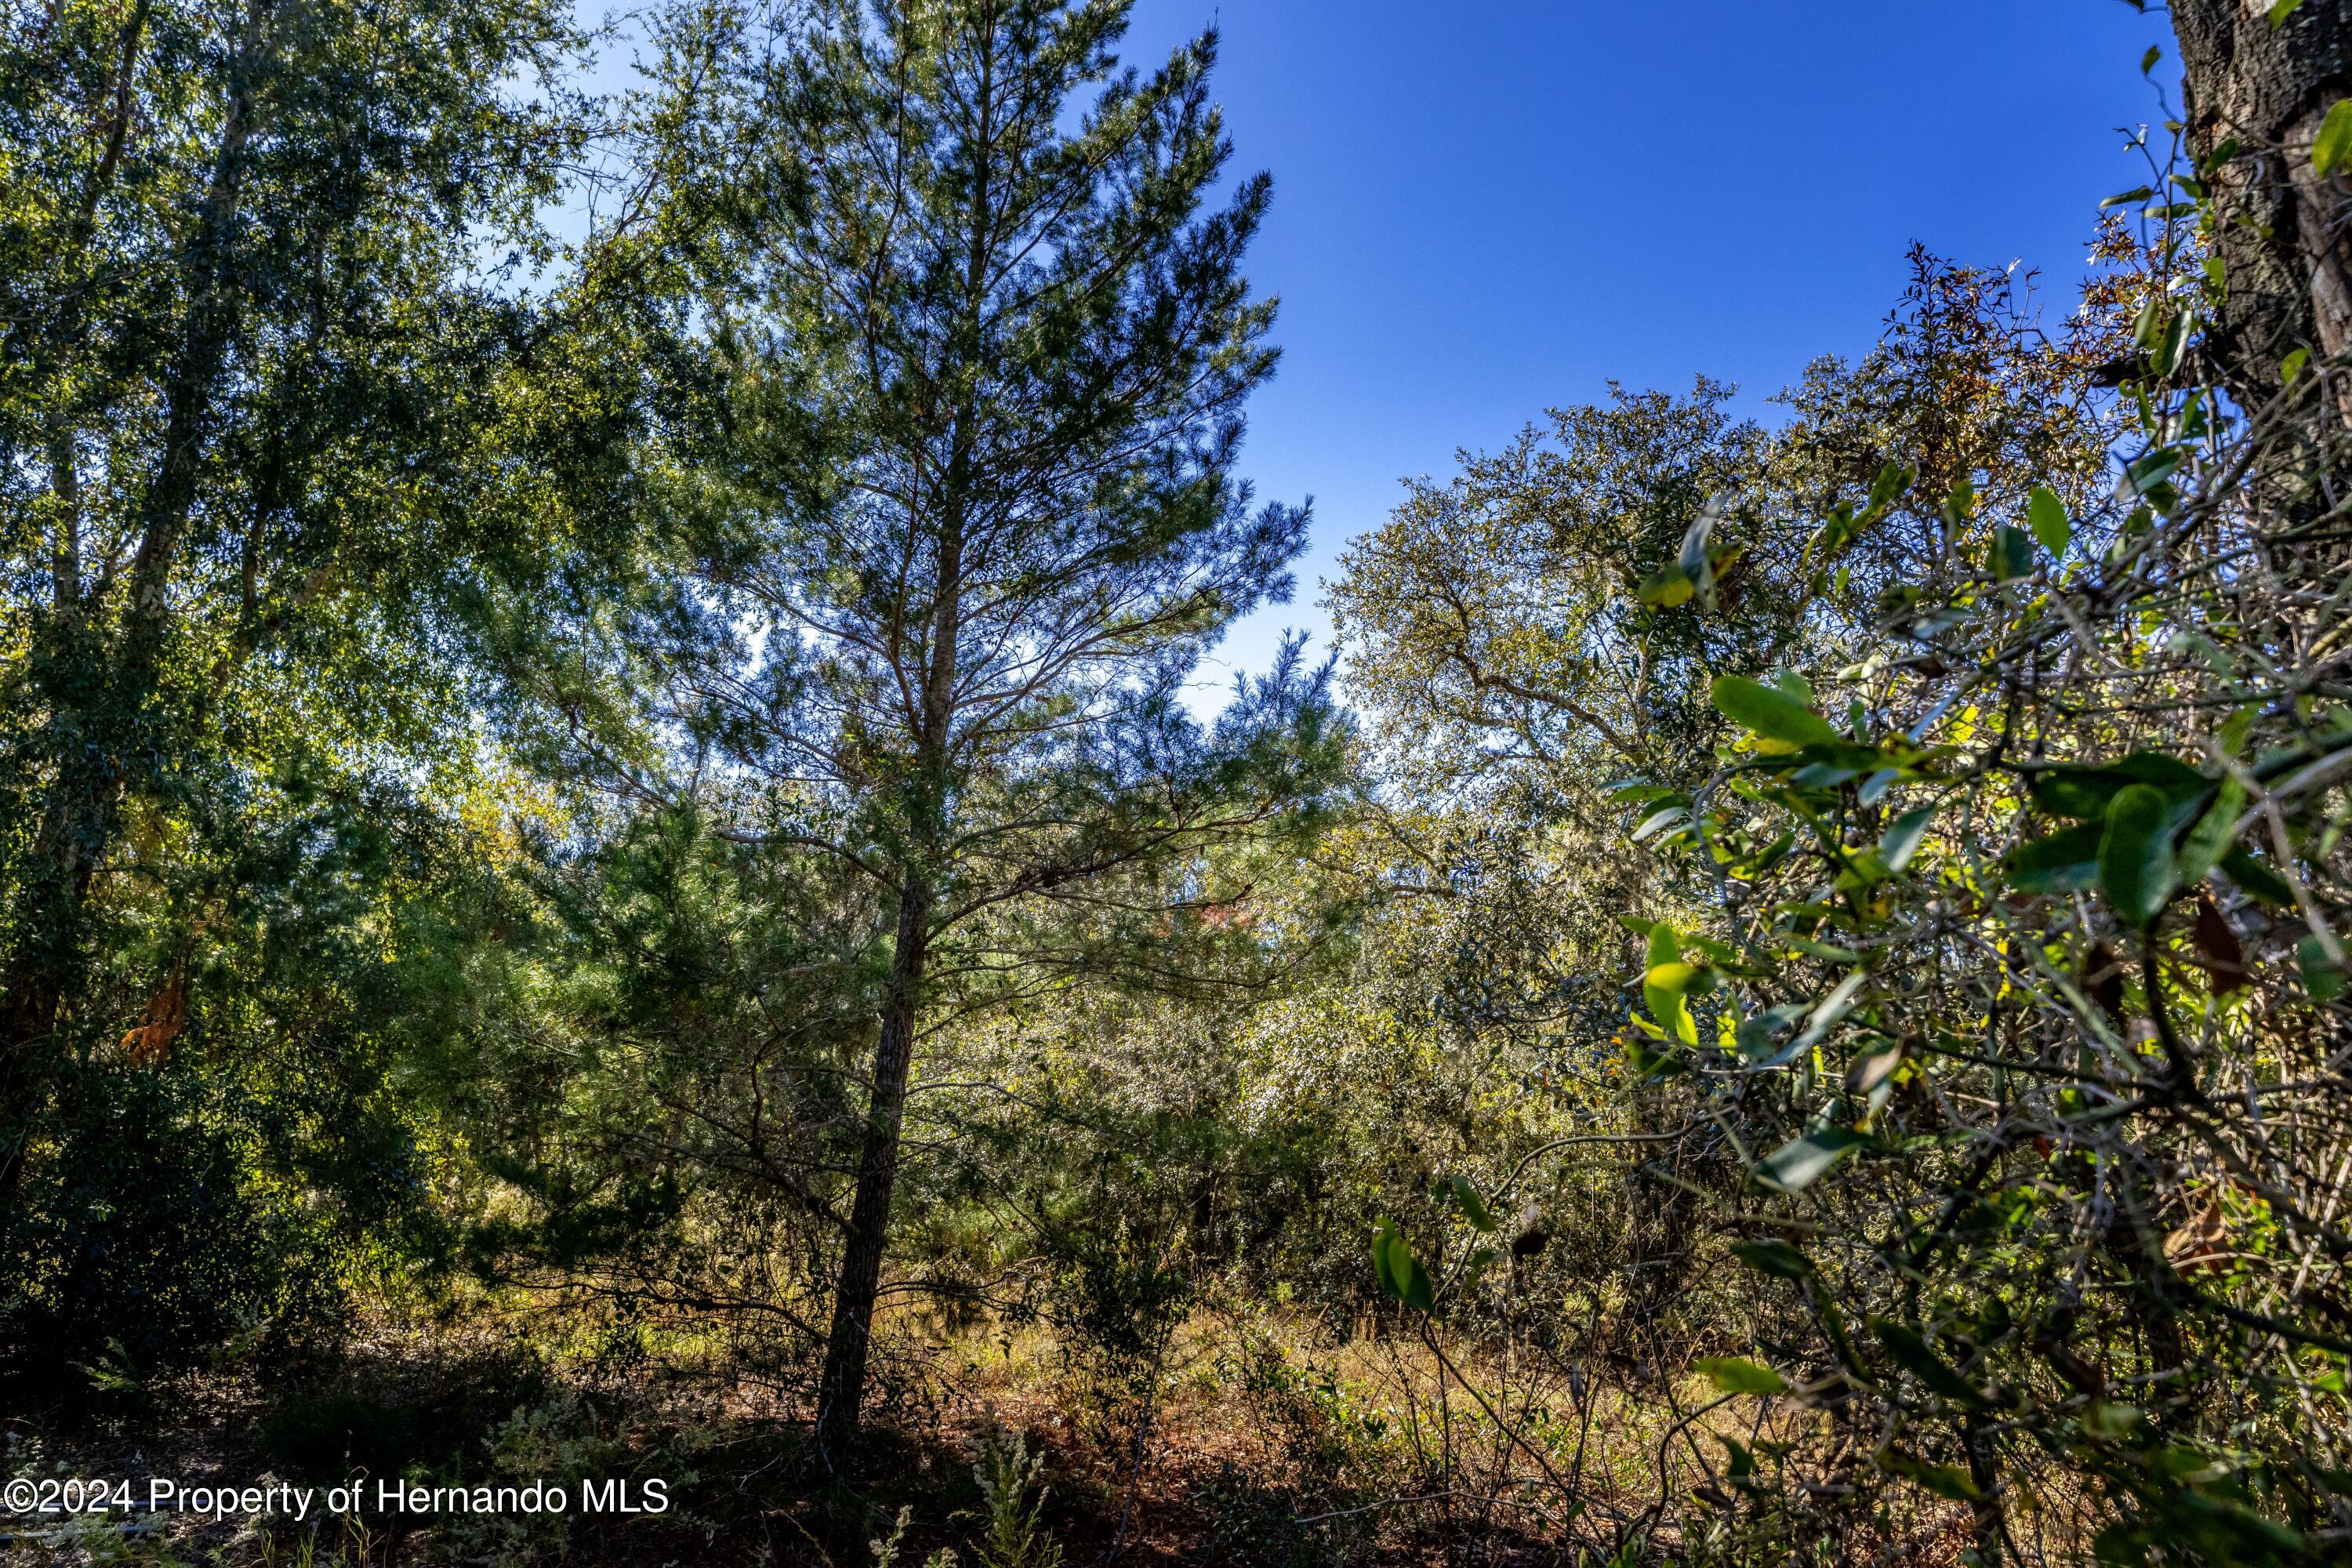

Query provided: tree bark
[2169,0,2352,419]
[813,870,933,1458]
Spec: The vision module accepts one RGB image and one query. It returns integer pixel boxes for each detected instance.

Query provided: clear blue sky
[1094,0,2173,709]
[574,2,2175,709]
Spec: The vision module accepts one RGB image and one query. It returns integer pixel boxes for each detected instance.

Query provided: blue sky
[572,2,2176,709]
[1093,0,2173,708]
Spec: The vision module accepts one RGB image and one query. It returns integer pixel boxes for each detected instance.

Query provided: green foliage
[969,1423,1062,1568]
[5,10,2348,1568]
[1692,1356,1788,1396]
[2312,100,2352,180]
[0,0,639,1384]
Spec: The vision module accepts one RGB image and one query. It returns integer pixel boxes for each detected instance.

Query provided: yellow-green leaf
[1693,1356,1788,1396]
[2315,100,2352,181]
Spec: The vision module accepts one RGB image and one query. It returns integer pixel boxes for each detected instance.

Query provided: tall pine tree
[661,0,1339,1450]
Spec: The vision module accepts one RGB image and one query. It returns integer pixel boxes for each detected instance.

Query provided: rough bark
[813,872,933,1458]
[2169,0,2352,418]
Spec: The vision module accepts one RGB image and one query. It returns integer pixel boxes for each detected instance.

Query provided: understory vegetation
[4,0,2350,1563]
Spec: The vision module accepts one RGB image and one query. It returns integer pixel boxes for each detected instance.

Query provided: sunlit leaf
[2314,99,2352,180]
[1711,676,1839,749]
[1645,962,1704,1045]
[1638,562,1696,608]
[1693,1356,1788,1396]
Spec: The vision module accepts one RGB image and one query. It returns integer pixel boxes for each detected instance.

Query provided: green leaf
[1878,806,1935,874]
[1870,1319,1991,1407]
[2268,0,2307,25]
[2140,45,2161,74]
[2007,822,2105,894]
[1728,1238,1814,1278]
[1989,524,2037,582]
[1645,962,1704,1045]
[1753,1128,1870,1194]
[2299,934,2347,1003]
[2027,751,2208,818]
[1638,562,1696,608]
[2220,848,2296,906]
[1693,1356,1788,1396]
[2027,486,2072,555]
[2151,309,2191,376]
[1623,1036,1687,1080]
[1733,1004,1807,1064]
[2125,446,2182,495]
[1444,1175,1497,1232]
[2283,347,2311,385]
[1632,806,1688,841]
[2087,1401,2143,1439]
[1372,1221,1404,1298]
[1646,924,1682,969]
[2100,784,2179,927]
[1372,1221,1436,1312]
[1711,675,1839,749]
[1877,1448,1984,1501]
[2176,775,2245,887]
[2314,100,2352,181]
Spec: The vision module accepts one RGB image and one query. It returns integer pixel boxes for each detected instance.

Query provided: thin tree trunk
[815,11,991,1457]
[815,872,933,1457]
[815,464,965,1454]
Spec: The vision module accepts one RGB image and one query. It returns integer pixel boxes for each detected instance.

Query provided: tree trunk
[815,872,933,1458]
[0,0,270,1195]
[2169,0,2352,419]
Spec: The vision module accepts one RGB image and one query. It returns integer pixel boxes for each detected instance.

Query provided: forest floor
[1,1308,1972,1566]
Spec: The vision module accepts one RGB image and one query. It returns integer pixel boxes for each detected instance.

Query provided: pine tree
[670,0,1338,1451]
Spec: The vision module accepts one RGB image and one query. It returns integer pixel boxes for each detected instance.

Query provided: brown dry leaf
[120,975,187,1067]
[2191,894,2252,994]
[2163,1194,2229,1278]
